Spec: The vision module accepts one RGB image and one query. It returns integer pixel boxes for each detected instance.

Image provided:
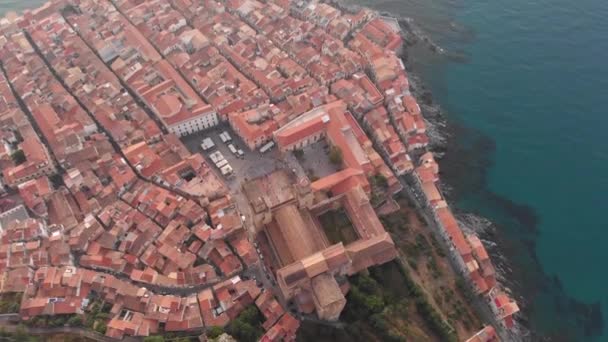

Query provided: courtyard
[318,209,359,245]
[291,141,342,181]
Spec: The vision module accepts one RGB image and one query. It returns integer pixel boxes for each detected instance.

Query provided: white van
[223,131,232,142]
[221,164,233,176]
[200,137,215,151]
[209,151,225,164]
[216,159,229,168]
[219,133,228,143]
[259,141,275,153]
[228,144,237,154]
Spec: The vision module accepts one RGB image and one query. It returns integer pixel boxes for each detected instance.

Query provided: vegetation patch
[380,210,410,235]
[318,209,358,245]
[328,145,343,165]
[11,149,25,165]
[0,292,22,314]
[224,305,264,342]
[380,195,480,337]
[206,326,225,339]
[0,325,40,342]
[24,314,82,329]
[369,174,389,207]
[297,261,457,342]
[380,262,457,342]
[83,297,111,333]
[144,335,194,342]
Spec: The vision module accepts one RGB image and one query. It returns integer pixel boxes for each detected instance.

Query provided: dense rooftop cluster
[1,32,101,169]
[0,0,267,339]
[119,0,270,118]
[69,0,219,138]
[414,152,520,329]
[30,13,162,147]
[0,70,55,187]
[0,0,517,340]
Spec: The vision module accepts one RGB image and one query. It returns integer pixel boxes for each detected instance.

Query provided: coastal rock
[209,333,237,342]
[419,90,434,106]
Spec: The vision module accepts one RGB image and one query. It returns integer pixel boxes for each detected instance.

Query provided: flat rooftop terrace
[242,170,296,212]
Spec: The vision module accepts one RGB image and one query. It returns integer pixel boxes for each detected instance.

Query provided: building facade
[168,110,219,137]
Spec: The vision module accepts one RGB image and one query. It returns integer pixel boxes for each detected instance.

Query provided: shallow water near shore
[0,1,47,14]
[350,0,608,340]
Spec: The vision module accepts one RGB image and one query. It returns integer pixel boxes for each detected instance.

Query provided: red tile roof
[274,115,327,148]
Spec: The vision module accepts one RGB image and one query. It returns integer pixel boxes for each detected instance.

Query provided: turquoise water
[442,1,608,340]
[0,0,46,14]
[3,0,608,340]
[353,0,608,340]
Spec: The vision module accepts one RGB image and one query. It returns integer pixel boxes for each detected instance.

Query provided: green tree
[144,336,165,342]
[49,315,68,327]
[373,174,388,188]
[0,300,14,313]
[239,323,257,341]
[370,313,388,330]
[94,321,107,334]
[206,326,224,339]
[84,315,95,328]
[67,315,83,327]
[95,312,110,320]
[14,324,27,336]
[8,302,20,313]
[14,324,33,341]
[49,174,64,189]
[238,306,261,324]
[356,274,379,294]
[26,316,47,328]
[11,149,26,165]
[363,294,385,314]
[225,306,264,342]
[392,299,409,317]
[328,146,343,165]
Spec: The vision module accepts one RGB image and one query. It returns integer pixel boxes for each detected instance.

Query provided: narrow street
[397,174,515,341]
[0,62,62,174]
[11,20,272,303]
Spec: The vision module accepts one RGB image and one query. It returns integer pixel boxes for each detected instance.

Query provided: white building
[153,93,219,137]
[168,110,219,137]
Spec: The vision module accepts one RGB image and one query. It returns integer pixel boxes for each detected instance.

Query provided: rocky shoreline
[394,14,531,341]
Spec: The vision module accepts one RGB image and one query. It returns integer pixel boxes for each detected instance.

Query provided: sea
[348,0,608,341]
[2,0,607,341]
[0,0,45,15]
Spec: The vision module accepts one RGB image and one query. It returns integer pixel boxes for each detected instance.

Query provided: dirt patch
[381,195,482,338]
